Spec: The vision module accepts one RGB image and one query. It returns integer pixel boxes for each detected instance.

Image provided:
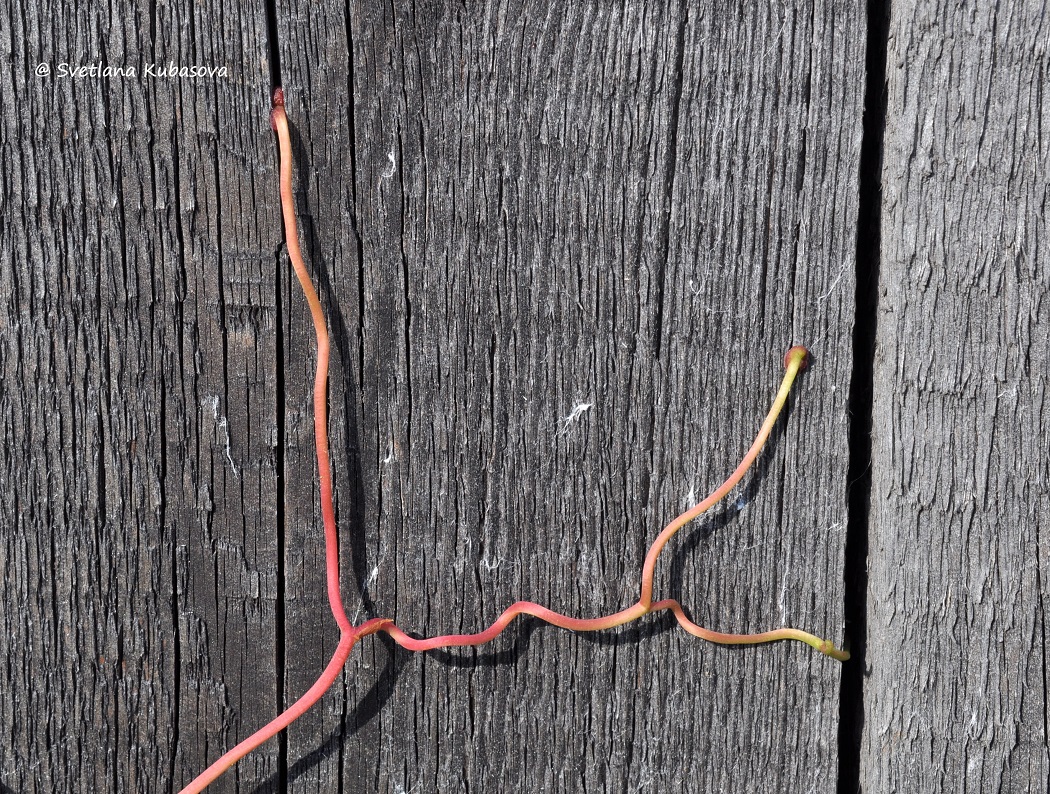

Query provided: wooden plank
[273,1,863,791]
[0,3,281,791]
[864,1,1050,791]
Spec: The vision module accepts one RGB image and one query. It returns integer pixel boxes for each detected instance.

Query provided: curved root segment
[179,89,847,793]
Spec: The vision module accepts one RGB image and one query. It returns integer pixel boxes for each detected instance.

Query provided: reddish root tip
[270,88,285,131]
[784,345,809,370]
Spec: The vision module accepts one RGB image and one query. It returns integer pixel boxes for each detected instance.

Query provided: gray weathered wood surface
[0,1,283,791]
[864,1,1050,792]
[272,2,859,792]
[7,0,1044,792]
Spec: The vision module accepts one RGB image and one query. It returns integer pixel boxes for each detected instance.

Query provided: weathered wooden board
[272,2,862,791]
[1,1,865,792]
[863,1,1050,791]
[0,1,281,791]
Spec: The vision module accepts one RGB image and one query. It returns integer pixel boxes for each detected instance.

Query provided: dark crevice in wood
[264,0,282,94]
[163,387,180,789]
[1039,557,1049,767]
[838,0,889,792]
[263,2,287,791]
[340,0,379,627]
[96,35,124,792]
[395,124,413,455]
[325,9,366,774]
[652,3,689,361]
[273,236,288,794]
[169,119,188,792]
[345,1,368,413]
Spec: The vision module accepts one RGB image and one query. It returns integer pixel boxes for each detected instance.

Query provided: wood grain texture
[0,1,281,791]
[864,1,1050,791]
[0,1,865,792]
[272,1,861,791]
